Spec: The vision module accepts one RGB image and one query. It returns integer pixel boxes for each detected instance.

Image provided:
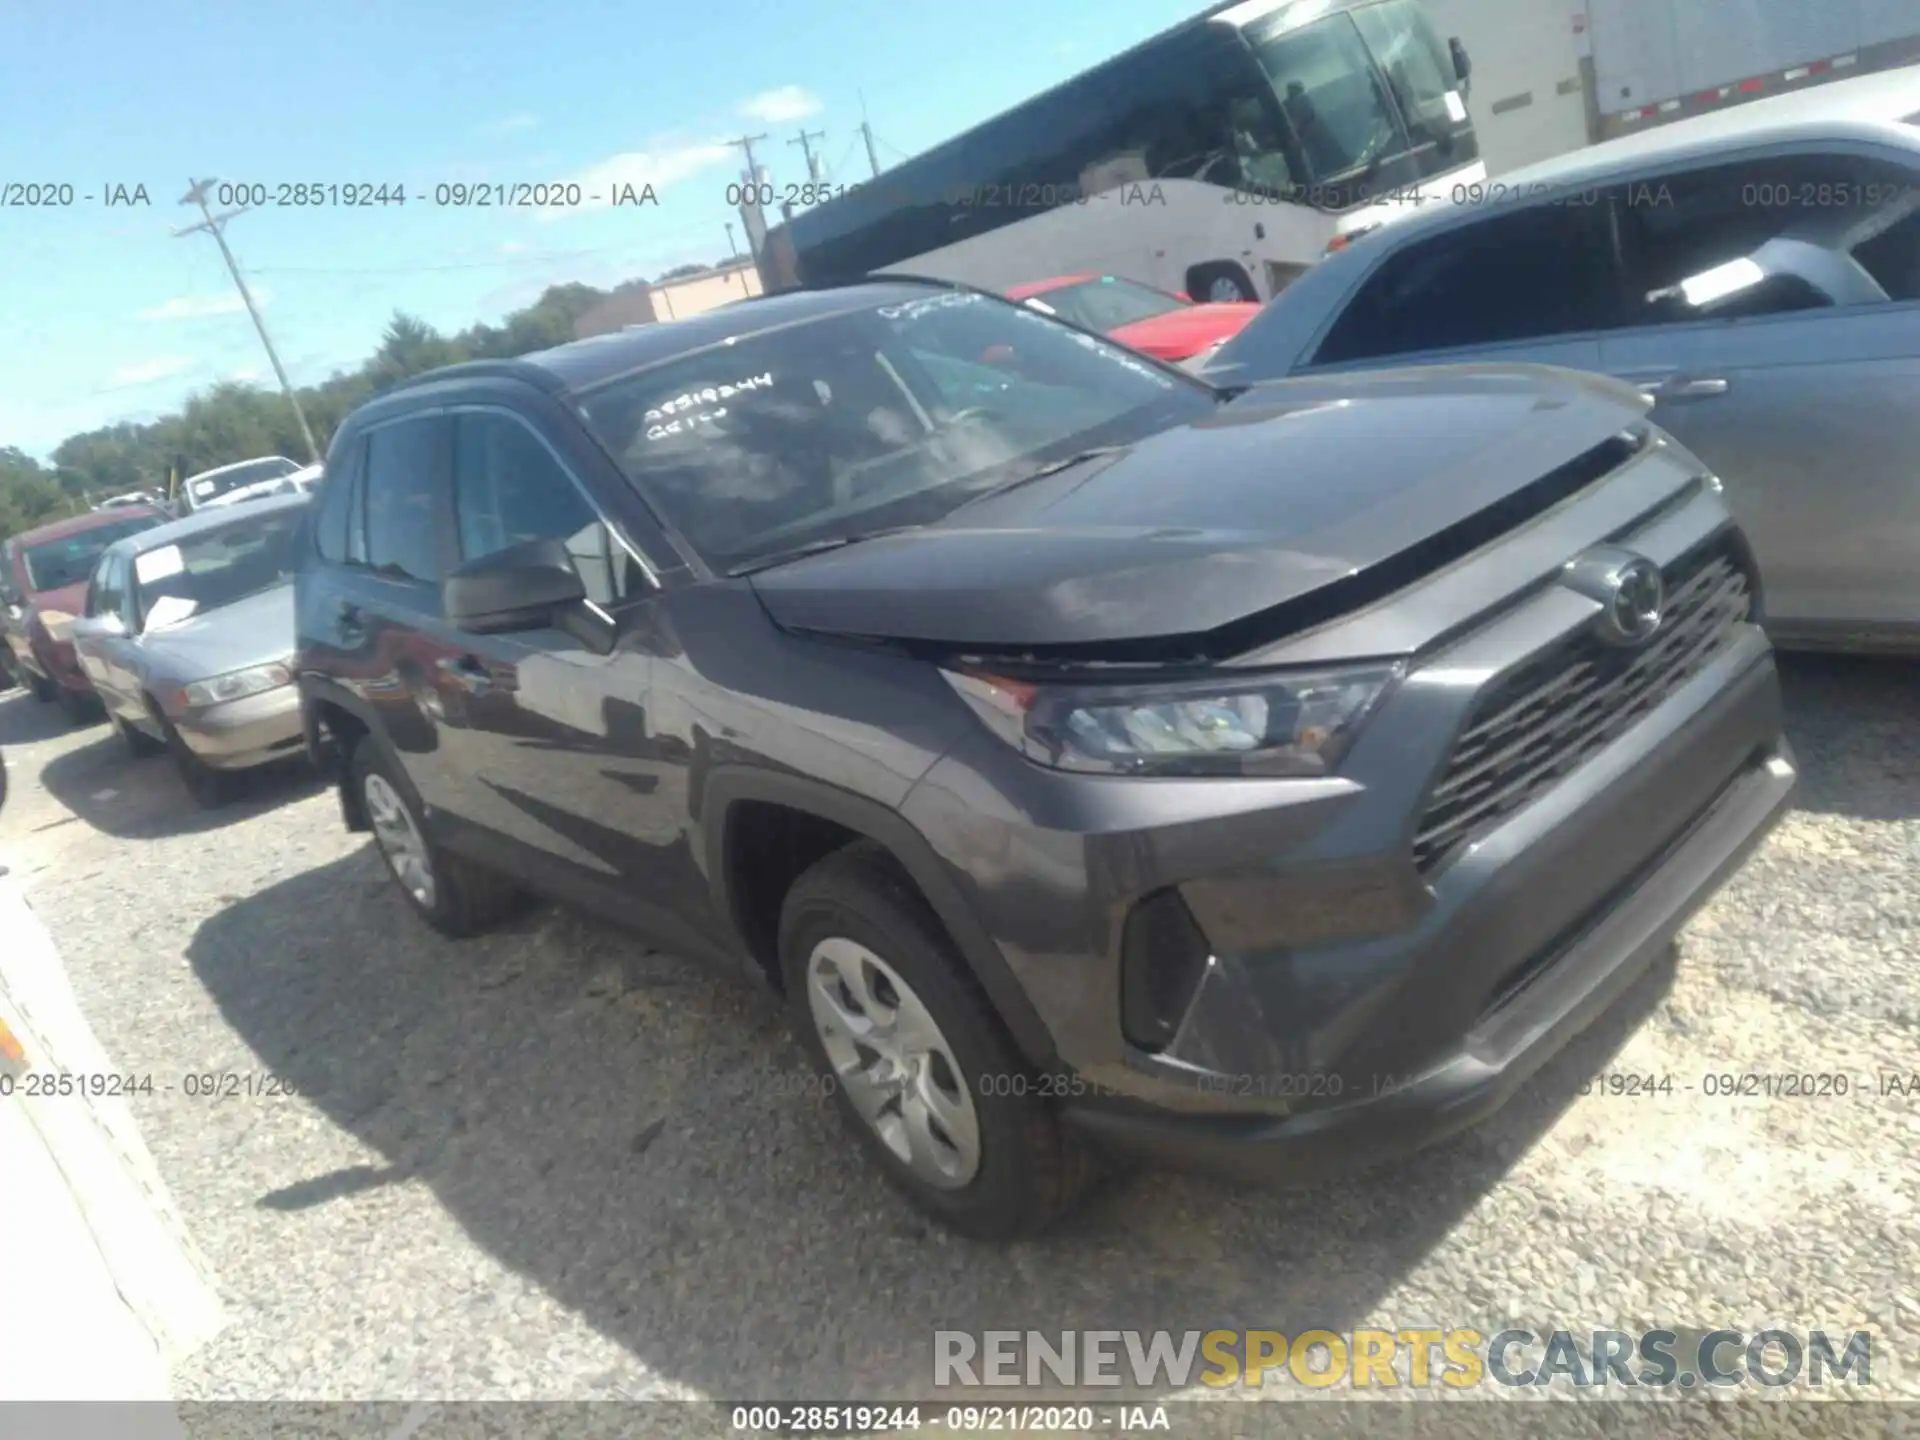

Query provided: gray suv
[295,279,1795,1238]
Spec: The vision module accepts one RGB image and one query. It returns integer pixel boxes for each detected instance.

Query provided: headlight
[942,664,1398,777]
[182,661,292,709]
[37,609,77,644]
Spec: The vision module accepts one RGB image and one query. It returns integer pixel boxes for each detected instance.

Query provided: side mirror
[442,536,587,634]
[1449,37,1472,94]
[76,613,127,640]
[1173,291,1194,304]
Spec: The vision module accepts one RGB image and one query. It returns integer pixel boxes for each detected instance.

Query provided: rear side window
[362,417,446,584]
[1314,202,1624,363]
[313,440,362,562]
[1615,153,1920,323]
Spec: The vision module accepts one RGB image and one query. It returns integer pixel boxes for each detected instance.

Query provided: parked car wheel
[148,700,233,808]
[779,843,1096,1239]
[1186,262,1257,304]
[111,711,165,759]
[54,684,98,726]
[350,737,523,938]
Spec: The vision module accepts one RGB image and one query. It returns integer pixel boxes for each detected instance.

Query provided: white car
[199,462,322,509]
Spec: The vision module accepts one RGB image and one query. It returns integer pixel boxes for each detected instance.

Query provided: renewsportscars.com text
[934,1328,1873,1391]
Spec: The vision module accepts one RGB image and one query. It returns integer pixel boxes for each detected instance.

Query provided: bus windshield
[1245,0,1473,200]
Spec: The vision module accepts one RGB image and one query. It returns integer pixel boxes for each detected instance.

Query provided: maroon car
[2,506,170,718]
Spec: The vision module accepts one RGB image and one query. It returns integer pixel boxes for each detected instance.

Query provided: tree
[656,262,710,281]
[2,269,655,545]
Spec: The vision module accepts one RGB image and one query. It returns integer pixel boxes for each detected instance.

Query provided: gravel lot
[1,654,1915,1419]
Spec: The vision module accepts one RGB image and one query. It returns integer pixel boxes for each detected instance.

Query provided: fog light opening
[1120,889,1214,1054]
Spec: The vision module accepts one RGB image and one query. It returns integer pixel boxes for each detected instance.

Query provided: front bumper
[1064,727,1795,1183]
[173,685,305,769]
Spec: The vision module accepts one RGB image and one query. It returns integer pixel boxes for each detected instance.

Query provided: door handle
[438,655,494,696]
[1655,375,1730,401]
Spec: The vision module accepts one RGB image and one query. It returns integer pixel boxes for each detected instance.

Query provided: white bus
[759,0,1487,304]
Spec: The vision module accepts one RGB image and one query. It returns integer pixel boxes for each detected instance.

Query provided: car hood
[749,364,1654,652]
[28,581,88,617]
[139,583,294,681]
[1109,302,1260,361]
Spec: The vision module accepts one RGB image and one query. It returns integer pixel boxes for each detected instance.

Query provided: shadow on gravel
[187,850,1673,1400]
[1777,653,1920,823]
[34,730,325,839]
[0,687,86,747]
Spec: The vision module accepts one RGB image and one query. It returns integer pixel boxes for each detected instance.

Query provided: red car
[1,506,170,718]
[1005,274,1260,367]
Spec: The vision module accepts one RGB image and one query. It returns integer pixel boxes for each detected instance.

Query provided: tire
[348,735,523,938]
[780,842,1096,1240]
[1186,262,1258,305]
[54,683,99,725]
[112,710,165,759]
[28,671,55,704]
[153,705,235,809]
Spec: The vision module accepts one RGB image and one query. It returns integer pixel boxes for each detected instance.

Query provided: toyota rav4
[295,279,1795,1238]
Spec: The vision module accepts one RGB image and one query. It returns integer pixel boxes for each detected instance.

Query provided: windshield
[130,509,302,631]
[576,289,1214,573]
[1245,0,1474,204]
[1027,278,1188,332]
[21,515,162,592]
[186,456,300,504]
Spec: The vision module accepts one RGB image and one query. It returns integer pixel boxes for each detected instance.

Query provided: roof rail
[386,358,567,394]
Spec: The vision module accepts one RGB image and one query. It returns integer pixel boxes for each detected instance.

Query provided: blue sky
[0,0,1194,461]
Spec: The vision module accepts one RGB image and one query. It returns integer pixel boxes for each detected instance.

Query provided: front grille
[1411,538,1753,873]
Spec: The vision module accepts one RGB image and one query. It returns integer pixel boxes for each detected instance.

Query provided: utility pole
[788,127,828,181]
[857,121,884,178]
[173,178,319,463]
[724,222,739,258]
[857,90,884,178]
[725,132,771,188]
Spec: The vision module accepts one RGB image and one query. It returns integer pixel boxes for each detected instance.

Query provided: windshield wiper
[946,446,1130,517]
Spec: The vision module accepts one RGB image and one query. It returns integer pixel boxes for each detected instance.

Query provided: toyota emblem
[1561,548,1666,646]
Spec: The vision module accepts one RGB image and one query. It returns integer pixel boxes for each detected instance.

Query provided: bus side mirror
[1449,37,1472,95]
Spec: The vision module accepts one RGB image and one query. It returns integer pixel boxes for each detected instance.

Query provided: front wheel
[113,710,165,759]
[154,706,234,808]
[780,843,1096,1240]
[350,737,523,938]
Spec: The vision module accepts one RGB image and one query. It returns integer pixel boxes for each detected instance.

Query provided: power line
[173,178,320,463]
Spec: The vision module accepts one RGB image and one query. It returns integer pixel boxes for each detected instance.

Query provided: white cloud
[499,241,529,254]
[739,86,822,124]
[536,140,735,222]
[112,356,196,386]
[228,366,265,384]
[138,288,272,322]
[481,112,539,135]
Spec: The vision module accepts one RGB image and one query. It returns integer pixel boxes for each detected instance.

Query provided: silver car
[1204,65,1920,653]
[70,494,308,807]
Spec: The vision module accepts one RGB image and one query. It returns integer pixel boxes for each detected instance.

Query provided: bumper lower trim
[1061,744,1796,1184]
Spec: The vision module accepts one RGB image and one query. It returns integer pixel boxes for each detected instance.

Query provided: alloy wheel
[363,772,436,910]
[805,936,983,1189]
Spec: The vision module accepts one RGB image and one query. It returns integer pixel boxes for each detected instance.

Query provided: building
[572,259,763,340]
